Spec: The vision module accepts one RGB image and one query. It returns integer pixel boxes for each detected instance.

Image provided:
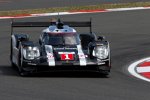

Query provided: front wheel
[19,69,30,77]
[18,61,29,76]
[97,65,110,77]
[18,47,30,77]
[97,70,110,78]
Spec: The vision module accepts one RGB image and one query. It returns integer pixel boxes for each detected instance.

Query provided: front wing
[21,56,110,73]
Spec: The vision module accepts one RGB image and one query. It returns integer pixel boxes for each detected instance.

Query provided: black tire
[97,70,110,78]
[10,50,16,67]
[19,70,30,77]
[10,38,15,67]
[11,61,16,67]
[18,45,30,77]
[18,63,30,77]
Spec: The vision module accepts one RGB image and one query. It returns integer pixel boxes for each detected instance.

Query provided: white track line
[0,6,150,19]
[107,7,149,12]
[128,57,150,82]
[137,67,150,73]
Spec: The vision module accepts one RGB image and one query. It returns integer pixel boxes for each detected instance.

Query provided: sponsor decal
[45,45,55,66]
[98,62,105,65]
[54,47,77,50]
[77,45,87,66]
[79,54,87,58]
[61,53,74,60]
[59,52,75,60]
[47,53,54,59]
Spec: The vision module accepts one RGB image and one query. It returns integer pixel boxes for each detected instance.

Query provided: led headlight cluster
[93,45,109,59]
[23,46,40,60]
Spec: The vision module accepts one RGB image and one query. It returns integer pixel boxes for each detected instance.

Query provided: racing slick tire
[96,69,110,78]
[97,63,111,77]
[98,70,110,77]
[18,45,30,77]
[10,38,16,67]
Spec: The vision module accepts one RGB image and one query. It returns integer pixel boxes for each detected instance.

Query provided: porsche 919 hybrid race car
[10,19,111,76]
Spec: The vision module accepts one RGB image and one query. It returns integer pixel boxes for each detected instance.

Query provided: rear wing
[11,19,92,35]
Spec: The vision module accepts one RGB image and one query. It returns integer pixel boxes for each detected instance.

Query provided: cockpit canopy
[42,32,80,45]
[42,20,80,46]
[48,25,77,33]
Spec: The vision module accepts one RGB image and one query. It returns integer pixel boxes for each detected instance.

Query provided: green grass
[0,2,150,16]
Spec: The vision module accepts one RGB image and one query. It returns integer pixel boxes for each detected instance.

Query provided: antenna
[58,12,60,16]
[90,17,92,34]
[58,12,61,20]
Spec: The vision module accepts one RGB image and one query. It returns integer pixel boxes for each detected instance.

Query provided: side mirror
[97,36,105,41]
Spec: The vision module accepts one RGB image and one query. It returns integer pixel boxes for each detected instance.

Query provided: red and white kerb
[137,61,150,79]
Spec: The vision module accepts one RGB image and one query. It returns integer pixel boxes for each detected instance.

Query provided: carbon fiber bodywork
[10,19,111,76]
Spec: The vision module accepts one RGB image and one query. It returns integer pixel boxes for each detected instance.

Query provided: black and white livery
[10,19,111,76]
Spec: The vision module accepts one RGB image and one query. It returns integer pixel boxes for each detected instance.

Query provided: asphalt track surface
[0,9,150,100]
[0,0,150,11]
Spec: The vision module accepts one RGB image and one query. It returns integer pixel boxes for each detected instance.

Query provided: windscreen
[44,33,80,45]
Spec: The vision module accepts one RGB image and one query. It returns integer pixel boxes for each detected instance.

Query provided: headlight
[93,45,109,59]
[23,46,40,60]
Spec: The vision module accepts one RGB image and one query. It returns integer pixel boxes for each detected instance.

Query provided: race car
[10,19,111,76]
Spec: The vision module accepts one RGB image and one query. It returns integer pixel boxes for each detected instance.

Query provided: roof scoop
[56,19,64,29]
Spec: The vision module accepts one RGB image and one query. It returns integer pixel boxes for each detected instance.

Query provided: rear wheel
[10,38,15,67]
[10,50,16,67]
[19,70,30,77]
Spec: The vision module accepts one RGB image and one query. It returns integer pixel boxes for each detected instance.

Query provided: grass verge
[0,2,150,16]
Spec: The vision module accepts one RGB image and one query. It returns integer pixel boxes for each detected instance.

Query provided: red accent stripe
[0,14,31,18]
[70,9,107,13]
[144,6,150,8]
[139,62,150,67]
[11,14,31,17]
[140,72,150,79]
